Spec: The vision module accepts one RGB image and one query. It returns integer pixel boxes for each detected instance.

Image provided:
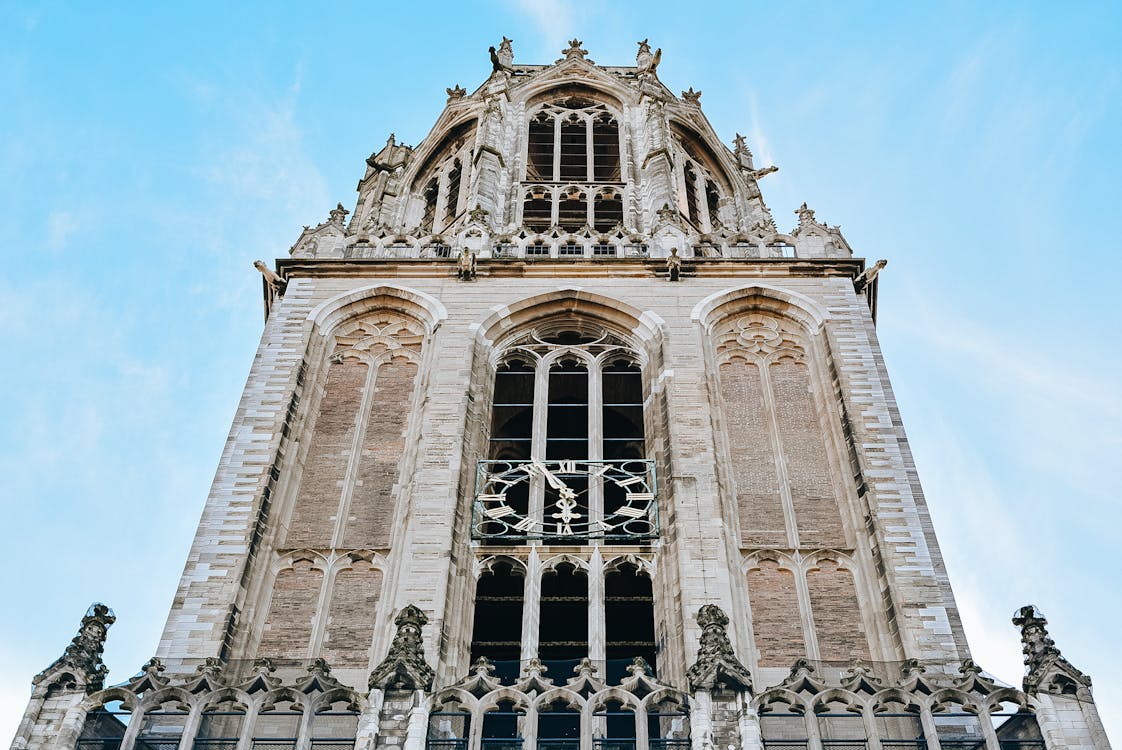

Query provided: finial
[1013,605,1092,696]
[33,603,116,692]
[328,202,349,225]
[686,604,753,691]
[369,604,435,690]
[446,85,467,102]
[681,88,702,105]
[563,39,589,61]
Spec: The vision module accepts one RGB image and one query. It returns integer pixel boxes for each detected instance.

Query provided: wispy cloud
[509,0,576,58]
[746,92,776,169]
[44,209,79,252]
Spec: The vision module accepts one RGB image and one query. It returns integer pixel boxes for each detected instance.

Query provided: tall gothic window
[521,94,624,233]
[410,119,476,234]
[476,324,652,544]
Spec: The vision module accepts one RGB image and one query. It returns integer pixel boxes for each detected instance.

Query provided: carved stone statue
[328,202,348,226]
[853,258,887,293]
[637,39,662,75]
[666,247,682,281]
[733,133,755,171]
[34,603,116,692]
[369,604,435,690]
[686,604,752,691]
[490,37,514,73]
[457,248,476,280]
[254,260,286,294]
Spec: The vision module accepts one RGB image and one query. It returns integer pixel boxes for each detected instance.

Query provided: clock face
[473,459,657,541]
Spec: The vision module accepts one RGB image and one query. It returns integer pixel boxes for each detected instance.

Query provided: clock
[473,459,658,541]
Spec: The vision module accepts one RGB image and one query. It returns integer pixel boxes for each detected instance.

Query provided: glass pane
[559,119,587,182]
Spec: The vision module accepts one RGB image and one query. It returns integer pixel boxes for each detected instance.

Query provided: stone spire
[686,604,753,691]
[369,604,435,690]
[33,603,116,693]
[1012,604,1092,698]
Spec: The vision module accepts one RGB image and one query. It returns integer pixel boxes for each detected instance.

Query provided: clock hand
[531,460,569,491]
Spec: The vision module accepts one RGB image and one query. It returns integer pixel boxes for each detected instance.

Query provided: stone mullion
[522,548,542,661]
[792,552,821,660]
[588,548,605,665]
[531,357,550,525]
[588,358,604,527]
[307,558,336,659]
[552,115,562,182]
[756,356,800,549]
[697,169,713,232]
[331,355,380,549]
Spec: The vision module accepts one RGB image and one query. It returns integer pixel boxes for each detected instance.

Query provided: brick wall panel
[285,359,368,548]
[259,561,322,659]
[343,359,419,548]
[322,564,382,666]
[719,360,785,547]
[747,561,805,666]
[807,559,869,661]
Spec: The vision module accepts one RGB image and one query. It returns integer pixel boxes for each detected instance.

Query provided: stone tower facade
[13,38,1111,750]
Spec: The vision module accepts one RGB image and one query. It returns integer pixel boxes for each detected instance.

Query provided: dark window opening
[602,360,644,463]
[526,241,551,256]
[816,702,867,750]
[420,179,439,233]
[705,180,721,229]
[489,359,534,462]
[595,702,636,750]
[874,704,926,750]
[523,191,553,232]
[594,191,623,232]
[559,241,585,256]
[539,700,581,750]
[528,114,555,182]
[481,703,523,750]
[444,159,462,222]
[558,192,587,231]
[760,710,809,750]
[648,704,691,750]
[605,564,656,682]
[766,242,796,258]
[593,118,621,182]
[559,118,588,182]
[538,563,588,670]
[470,561,524,681]
[78,702,130,750]
[683,163,700,228]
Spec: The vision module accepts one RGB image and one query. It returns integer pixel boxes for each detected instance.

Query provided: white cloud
[44,209,79,252]
[746,92,776,169]
[509,0,576,57]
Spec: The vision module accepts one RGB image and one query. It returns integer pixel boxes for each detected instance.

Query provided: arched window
[538,562,588,671]
[705,180,722,229]
[474,324,653,544]
[77,701,131,750]
[470,560,525,681]
[194,702,246,749]
[605,562,656,680]
[521,94,624,235]
[683,163,700,228]
[134,702,189,750]
[420,178,439,233]
[538,697,582,750]
[311,703,360,748]
[252,702,304,750]
[594,700,635,750]
[445,159,463,221]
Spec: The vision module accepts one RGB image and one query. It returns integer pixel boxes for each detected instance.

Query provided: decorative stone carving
[489,37,514,72]
[747,165,778,181]
[329,202,349,226]
[254,260,287,295]
[853,259,887,294]
[296,658,346,694]
[369,604,435,691]
[457,248,476,280]
[1013,604,1092,697]
[666,247,682,281]
[446,85,467,102]
[562,39,589,61]
[636,39,662,75]
[681,88,702,105]
[733,134,754,171]
[686,604,752,692]
[33,603,115,692]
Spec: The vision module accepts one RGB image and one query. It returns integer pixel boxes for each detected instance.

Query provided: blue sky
[1,1,1119,743]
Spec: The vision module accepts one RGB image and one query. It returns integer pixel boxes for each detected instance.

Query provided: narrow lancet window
[605,563,656,681]
[592,116,621,181]
[470,561,524,682]
[528,114,554,181]
[538,562,588,672]
[683,163,700,227]
[559,117,588,182]
[444,159,462,221]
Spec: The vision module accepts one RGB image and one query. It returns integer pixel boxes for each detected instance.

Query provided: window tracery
[522,96,624,233]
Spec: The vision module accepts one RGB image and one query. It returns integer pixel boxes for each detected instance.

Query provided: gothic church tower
[14,38,1110,750]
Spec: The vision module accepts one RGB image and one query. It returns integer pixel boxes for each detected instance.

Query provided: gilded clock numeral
[483,505,515,519]
[595,520,615,532]
[557,460,577,473]
[616,505,648,518]
[614,475,645,488]
[626,492,654,503]
[512,517,537,532]
[478,494,508,504]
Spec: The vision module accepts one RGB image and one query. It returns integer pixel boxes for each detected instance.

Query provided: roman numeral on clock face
[483,504,515,519]
[616,504,648,518]
[614,475,645,488]
[512,518,537,532]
